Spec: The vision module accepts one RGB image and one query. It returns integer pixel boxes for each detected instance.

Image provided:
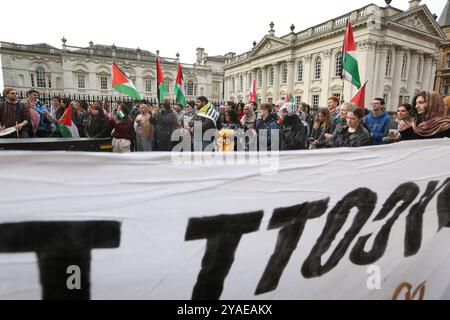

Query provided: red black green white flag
[350,80,368,111]
[112,62,143,100]
[174,63,186,106]
[157,57,168,103]
[56,102,80,138]
[342,20,361,89]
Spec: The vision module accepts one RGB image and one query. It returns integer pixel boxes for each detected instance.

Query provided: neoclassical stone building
[0,40,225,101]
[435,0,450,96]
[223,0,446,111]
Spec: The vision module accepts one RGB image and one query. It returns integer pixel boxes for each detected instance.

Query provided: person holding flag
[54,101,80,138]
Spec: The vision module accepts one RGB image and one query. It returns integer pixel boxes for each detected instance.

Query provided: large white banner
[0,139,449,300]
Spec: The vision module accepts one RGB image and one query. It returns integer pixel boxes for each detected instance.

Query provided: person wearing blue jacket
[363,98,392,145]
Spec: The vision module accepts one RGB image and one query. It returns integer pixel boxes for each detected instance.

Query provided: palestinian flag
[56,102,80,138]
[285,93,294,104]
[112,63,143,100]
[157,57,167,103]
[174,63,186,106]
[350,81,368,111]
[342,20,361,89]
[247,80,256,104]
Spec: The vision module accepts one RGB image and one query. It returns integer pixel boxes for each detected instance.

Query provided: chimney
[196,48,204,64]
[409,0,421,9]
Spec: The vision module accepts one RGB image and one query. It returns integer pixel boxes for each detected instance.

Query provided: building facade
[223,1,446,111]
[435,0,450,96]
[0,40,225,102]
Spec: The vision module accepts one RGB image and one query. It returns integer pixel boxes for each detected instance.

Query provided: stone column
[303,55,312,103]
[422,54,433,91]
[261,66,268,102]
[321,49,332,105]
[287,59,295,96]
[390,46,405,110]
[407,51,419,97]
[273,62,280,102]
[429,55,438,91]
[223,77,230,101]
[416,51,425,90]
[359,40,377,108]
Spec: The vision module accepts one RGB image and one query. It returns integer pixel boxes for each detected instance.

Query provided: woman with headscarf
[399,91,450,140]
[240,104,256,131]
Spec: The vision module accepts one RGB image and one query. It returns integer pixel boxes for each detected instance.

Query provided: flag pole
[156,49,160,106]
[340,17,348,104]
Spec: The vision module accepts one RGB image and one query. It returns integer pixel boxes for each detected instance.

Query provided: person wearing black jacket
[84,102,109,138]
[326,107,370,148]
[279,102,307,150]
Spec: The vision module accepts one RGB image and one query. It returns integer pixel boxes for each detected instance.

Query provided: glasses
[9,92,18,95]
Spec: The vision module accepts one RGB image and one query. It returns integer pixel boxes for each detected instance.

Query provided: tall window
[312,95,320,109]
[269,67,274,85]
[249,72,252,84]
[258,70,262,87]
[282,64,288,84]
[447,54,450,69]
[297,61,303,82]
[77,74,85,89]
[194,85,197,96]
[335,52,343,77]
[145,79,152,92]
[314,56,322,80]
[36,67,46,88]
[385,50,392,77]
[101,77,108,90]
[187,80,194,96]
[401,54,407,80]
[30,74,35,87]
[240,75,243,90]
[295,96,302,105]
[444,78,450,95]
[232,77,235,91]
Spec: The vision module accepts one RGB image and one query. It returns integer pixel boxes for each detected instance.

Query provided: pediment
[390,6,445,39]
[249,36,290,58]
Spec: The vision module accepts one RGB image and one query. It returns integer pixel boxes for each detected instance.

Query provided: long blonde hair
[313,107,331,130]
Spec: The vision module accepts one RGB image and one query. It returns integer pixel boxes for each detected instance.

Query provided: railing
[334,16,349,27]
[8,92,226,108]
[314,23,329,34]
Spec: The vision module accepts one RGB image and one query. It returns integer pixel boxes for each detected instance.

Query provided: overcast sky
[0,0,446,69]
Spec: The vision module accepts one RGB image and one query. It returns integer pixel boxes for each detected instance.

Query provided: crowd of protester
[1,86,450,153]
